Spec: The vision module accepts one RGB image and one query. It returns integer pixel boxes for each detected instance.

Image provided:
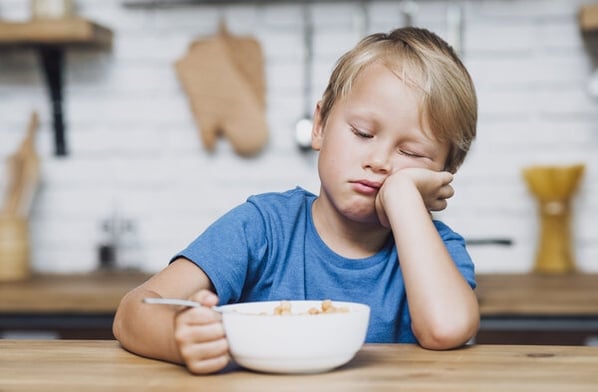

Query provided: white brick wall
[1,0,597,274]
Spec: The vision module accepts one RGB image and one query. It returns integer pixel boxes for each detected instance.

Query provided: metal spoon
[143,297,223,312]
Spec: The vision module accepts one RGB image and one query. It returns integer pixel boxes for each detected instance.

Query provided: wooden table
[0,17,113,156]
[1,340,597,391]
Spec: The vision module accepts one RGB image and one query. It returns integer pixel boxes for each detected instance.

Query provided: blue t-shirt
[174,187,476,343]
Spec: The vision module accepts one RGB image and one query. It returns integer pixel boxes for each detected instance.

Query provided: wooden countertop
[476,273,598,316]
[2,272,598,317]
[1,340,597,391]
[0,271,150,313]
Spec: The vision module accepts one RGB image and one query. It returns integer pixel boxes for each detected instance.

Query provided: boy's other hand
[376,168,454,227]
[173,290,230,374]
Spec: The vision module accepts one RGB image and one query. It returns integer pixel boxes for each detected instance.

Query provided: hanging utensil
[355,0,370,39]
[1,111,40,218]
[400,0,418,27]
[446,2,464,57]
[294,3,315,151]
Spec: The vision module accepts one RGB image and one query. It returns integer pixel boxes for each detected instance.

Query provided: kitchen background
[0,0,597,275]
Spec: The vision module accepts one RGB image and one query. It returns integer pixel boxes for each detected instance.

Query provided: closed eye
[351,127,373,139]
[399,150,425,159]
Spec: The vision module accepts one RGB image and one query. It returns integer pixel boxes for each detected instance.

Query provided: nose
[364,146,392,173]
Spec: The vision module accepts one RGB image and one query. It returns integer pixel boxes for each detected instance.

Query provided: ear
[311,101,324,151]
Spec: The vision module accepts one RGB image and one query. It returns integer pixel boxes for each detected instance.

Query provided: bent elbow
[112,303,127,344]
[414,316,479,350]
[112,312,123,343]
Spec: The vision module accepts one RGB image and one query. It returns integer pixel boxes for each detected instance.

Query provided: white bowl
[220,300,370,374]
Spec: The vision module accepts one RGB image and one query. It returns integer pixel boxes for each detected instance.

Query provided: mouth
[350,180,382,195]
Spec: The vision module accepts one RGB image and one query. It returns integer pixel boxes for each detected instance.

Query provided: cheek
[321,133,353,161]
[318,146,339,176]
[318,144,354,182]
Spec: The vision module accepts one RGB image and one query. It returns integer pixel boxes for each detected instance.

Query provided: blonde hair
[319,27,477,173]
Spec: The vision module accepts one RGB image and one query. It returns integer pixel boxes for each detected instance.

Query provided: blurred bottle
[97,219,116,270]
[97,213,142,271]
[117,219,142,271]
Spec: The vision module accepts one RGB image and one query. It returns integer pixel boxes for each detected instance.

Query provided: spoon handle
[142,297,222,312]
[143,298,201,307]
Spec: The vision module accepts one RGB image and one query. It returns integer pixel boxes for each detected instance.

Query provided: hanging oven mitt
[175,24,268,156]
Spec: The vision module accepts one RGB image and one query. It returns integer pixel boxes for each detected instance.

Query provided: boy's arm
[377,169,480,349]
[112,258,215,364]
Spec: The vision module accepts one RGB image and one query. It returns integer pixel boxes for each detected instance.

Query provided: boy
[113,26,479,375]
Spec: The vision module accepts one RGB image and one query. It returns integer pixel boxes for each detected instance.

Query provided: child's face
[311,62,449,223]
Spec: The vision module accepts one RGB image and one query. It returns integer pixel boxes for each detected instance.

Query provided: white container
[220,300,370,374]
[31,0,75,19]
[0,216,30,282]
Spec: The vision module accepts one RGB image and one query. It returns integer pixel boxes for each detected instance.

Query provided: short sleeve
[171,202,268,303]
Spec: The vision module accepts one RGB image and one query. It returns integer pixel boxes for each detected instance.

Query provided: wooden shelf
[0,17,112,46]
[0,17,113,156]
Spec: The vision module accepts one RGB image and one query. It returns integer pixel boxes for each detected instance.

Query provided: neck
[311,197,390,259]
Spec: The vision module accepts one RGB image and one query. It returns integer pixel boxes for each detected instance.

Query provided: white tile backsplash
[1,0,597,274]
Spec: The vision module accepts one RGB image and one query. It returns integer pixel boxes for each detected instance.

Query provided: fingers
[428,181,454,211]
[378,168,456,219]
[428,198,449,212]
[186,352,231,374]
[189,289,219,307]
[175,305,223,332]
[438,182,455,201]
[175,323,230,374]
[431,171,454,207]
[174,290,231,374]
[438,171,454,186]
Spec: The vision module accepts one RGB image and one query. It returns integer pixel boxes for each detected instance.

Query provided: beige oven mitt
[175,24,268,156]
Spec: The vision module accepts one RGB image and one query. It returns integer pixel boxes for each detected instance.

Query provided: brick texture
[0,0,596,273]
